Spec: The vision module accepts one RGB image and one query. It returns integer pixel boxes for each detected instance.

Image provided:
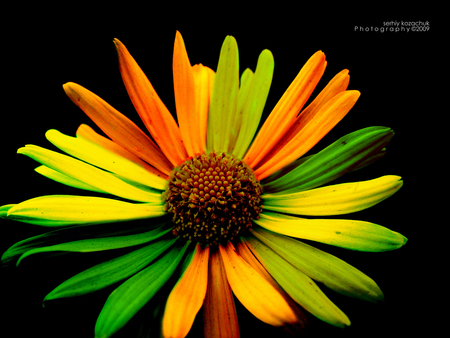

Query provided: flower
[1,31,407,338]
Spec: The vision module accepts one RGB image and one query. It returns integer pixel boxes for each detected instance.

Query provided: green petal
[260,155,312,184]
[5,195,166,227]
[44,237,177,302]
[236,69,254,118]
[263,175,403,216]
[244,237,350,327]
[0,204,14,217]
[46,129,166,191]
[263,126,394,193]
[233,49,274,158]
[17,221,171,265]
[94,241,189,338]
[18,145,162,202]
[351,148,386,171]
[255,211,407,252]
[1,216,170,265]
[251,228,384,302]
[207,35,239,153]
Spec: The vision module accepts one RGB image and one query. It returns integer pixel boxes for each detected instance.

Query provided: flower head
[1,31,406,338]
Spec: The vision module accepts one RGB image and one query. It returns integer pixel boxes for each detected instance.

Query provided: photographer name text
[355,21,430,33]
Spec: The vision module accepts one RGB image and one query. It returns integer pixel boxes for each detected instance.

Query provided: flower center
[162,151,263,246]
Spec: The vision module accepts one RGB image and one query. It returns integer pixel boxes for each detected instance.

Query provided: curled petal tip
[397,233,408,247]
[112,38,122,49]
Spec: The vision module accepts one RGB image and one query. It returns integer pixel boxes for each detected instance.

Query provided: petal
[163,245,209,338]
[0,204,13,218]
[263,175,403,216]
[18,145,162,202]
[299,69,350,118]
[236,239,277,286]
[114,38,188,167]
[236,69,254,120]
[63,82,173,175]
[46,128,167,191]
[204,249,240,338]
[5,195,165,226]
[262,69,350,164]
[173,31,202,157]
[35,165,104,193]
[244,51,326,169]
[233,49,274,158]
[219,243,297,326]
[262,126,394,193]
[207,36,240,153]
[76,124,167,180]
[236,240,309,328]
[251,228,384,302]
[114,39,187,166]
[245,236,350,327]
[351,148,387,171]
[2,217,166,265]
[255,211,408,252]
[255,90,360,180]
[44,237,177,301]
[192,64,215,154]
[17,221,171,265]
[95,241,189,338]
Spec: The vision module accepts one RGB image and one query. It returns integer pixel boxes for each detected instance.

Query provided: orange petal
[63,82,173,175]
[173,31,202,157]
[300,69,350,119]
[204,249,240,338]
[236,240,276,287]
[255,90,360,180]
[256,69,350,171]
[114,38,188,167]
[236,240,309,329]
[192,64,215,154]
[163,245,209,338]
[219,243,297,326]
[244,51,326,169]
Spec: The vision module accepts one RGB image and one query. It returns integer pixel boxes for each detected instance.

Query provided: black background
[1,5,441,338]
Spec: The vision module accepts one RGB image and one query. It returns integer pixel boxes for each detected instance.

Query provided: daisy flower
[1,31,407,338]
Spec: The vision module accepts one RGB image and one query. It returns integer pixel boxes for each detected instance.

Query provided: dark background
[1,5,441,338]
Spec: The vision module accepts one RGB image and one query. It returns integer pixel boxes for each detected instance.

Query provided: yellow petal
[219,243,297,326]
[163,245,209,338]
[76,124,167,180]
[114,38,188,167]
[18,145,161,203]
[6,195,165,226]
[255,211,407,252]
[35,165,104,193]
[204,249,240,338]
[46,128,167,191]
[263,176,403,215]
[192,64,215,154]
